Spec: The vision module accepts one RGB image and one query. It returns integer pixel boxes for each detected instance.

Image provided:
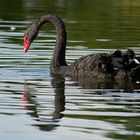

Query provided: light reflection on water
[0,1,140,140]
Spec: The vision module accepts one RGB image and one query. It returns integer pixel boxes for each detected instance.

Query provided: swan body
[24,15,140,81]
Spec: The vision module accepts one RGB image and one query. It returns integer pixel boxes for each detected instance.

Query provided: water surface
[0,0,140,140]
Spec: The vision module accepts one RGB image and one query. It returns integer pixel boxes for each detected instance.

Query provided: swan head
[24,18,41,53]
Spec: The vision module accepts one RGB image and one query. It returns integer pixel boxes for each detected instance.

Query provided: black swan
[24,15,140,81]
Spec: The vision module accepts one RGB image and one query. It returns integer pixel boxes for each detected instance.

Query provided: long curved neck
[40,15,67,68]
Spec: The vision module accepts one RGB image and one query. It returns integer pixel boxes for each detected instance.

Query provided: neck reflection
[22,75,65,131]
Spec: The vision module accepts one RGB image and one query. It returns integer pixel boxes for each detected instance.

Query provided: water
[0,0,140,140]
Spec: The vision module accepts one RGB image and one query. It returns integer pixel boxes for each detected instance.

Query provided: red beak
[24,35,31,53]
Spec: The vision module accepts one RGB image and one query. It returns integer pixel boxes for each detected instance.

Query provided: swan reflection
[22,75,65,131]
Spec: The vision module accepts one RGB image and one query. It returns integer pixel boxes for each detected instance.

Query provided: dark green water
[0,0,140,140]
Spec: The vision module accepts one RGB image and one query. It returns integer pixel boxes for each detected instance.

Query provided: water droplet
[10,25,16,31]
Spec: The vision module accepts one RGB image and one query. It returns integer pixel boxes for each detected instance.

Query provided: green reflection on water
[1,0,140,50]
